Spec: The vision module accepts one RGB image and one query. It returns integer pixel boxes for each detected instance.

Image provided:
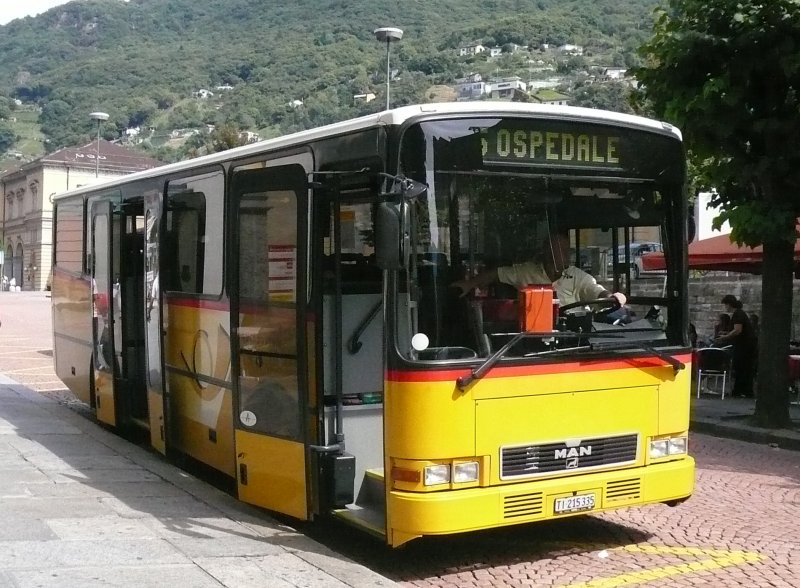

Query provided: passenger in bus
[451,232,627,309]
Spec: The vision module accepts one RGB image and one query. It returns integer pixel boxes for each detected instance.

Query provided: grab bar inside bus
[348,300,383,354]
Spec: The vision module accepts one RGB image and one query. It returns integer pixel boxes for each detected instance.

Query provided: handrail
[348,300,383,354]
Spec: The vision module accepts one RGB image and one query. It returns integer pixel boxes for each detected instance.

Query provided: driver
[451,232,627,308]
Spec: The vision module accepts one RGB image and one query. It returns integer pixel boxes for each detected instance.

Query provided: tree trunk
[755,239,793,428]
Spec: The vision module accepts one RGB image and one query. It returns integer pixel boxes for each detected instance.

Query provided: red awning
[641,233,800,274]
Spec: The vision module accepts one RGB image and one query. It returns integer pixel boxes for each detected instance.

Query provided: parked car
[606,242,664,278]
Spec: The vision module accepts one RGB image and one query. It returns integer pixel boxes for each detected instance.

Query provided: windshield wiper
[455,330,680,391]
[455,331,616,391]
[456,331,542,391]
[589,340,685,374]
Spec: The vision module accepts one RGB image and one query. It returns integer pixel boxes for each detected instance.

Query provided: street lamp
[373,27,403,111]
[89,111,109,178]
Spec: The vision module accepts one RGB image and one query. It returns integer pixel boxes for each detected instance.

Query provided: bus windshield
[396,116,687,362]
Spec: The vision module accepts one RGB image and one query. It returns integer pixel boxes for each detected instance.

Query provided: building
[558,44,584,56]
[695,190,731,241]
[489,77,527,100]
[455,73,489,101]
[531,89,571,105]
[192,89,214,99]
[458,43,486,57]
[0,141,160,291]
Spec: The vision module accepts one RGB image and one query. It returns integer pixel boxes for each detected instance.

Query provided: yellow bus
[51,102,694,547]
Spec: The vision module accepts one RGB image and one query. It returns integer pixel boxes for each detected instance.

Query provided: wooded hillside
[0,0,661,162]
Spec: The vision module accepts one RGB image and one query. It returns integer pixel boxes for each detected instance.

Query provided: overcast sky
[0,1,71,26]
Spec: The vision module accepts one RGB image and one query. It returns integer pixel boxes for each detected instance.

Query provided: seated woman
[713,313,732,343]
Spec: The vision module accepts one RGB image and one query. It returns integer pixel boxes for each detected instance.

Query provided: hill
[0,0,661,163]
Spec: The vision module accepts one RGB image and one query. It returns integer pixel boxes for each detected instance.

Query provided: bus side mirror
[375,201,410,270]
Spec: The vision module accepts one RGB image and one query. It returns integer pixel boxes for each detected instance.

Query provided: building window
[29,181,39,213]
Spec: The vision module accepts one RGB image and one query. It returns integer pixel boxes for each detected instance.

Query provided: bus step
[331,505,386,540]
[355,468,385,513]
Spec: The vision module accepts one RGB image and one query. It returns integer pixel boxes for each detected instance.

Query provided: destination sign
[480,125,623,168]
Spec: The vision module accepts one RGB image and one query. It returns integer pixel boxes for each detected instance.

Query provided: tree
[634,0,800,427]
[0,122,16,153]
[571,81,634,114]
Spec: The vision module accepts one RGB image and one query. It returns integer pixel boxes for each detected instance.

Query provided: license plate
[554,493,596,514]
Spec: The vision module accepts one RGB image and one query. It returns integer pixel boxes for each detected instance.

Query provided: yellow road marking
[561,545,765,588]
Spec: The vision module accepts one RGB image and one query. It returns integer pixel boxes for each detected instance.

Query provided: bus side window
[165,170,224,296]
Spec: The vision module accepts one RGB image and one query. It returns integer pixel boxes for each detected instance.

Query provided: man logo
[566,457,579,469]
[554,446,592,460]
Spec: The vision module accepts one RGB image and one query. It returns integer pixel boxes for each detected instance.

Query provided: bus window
[234,164,304,439]
[54,199,84,274]
[165,169,224,295]
[398,118,684,359]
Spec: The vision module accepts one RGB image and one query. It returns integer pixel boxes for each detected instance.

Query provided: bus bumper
[388,457,694,546]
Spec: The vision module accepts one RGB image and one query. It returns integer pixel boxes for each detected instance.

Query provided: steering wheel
[559,297,620,319]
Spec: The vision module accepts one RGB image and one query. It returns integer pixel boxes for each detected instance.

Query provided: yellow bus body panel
[388,457,694,546]
[235,429,308,520]
[94,368,116,426]
[385,358,694,546]
[148,390,166,455]
[164,301,235,476]
[51,270,93,404]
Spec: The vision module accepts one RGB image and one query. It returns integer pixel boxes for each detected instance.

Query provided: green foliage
[634,0,800,247]
[571,81,634,114]
[0,121,16,152]
[634,0,800,427]
[0,0,661,159]
[0,96,13,120]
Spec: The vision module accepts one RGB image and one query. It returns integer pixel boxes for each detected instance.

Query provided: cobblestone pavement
[5,292,800,587]
[307,435,799,588]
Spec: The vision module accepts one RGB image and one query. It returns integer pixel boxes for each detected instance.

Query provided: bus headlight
[424,464,451,486]
[649,440,669,459]
[453,461,479,483]
[668,436,687,455]
[650,436,688,459]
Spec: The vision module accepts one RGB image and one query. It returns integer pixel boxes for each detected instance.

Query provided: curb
[690,418,800,452]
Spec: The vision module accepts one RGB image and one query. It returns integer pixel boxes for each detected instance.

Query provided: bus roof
[53,102,682,201]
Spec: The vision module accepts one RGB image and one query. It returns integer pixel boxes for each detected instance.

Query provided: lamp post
[373,27,403,111]
[89,111,109,178]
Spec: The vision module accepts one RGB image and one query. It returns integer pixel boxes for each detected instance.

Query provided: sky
[0,1,72,26]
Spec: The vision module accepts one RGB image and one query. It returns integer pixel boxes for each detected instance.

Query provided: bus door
[230,156,310,519]
[91,198,149,434]
[90,200,117,426]
[143,193,166,453]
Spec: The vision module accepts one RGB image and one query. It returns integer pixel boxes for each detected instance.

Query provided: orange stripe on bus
[386,353,692,382]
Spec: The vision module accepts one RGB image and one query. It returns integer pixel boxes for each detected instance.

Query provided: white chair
[696,347,732,398]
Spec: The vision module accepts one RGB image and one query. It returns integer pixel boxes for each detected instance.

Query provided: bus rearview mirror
[375,201,410,270]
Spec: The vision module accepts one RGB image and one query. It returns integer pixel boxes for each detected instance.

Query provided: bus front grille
[500,434,638,479]
[503,491,544,519]
[605,477,641,501]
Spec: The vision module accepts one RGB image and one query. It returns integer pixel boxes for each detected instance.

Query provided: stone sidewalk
[0,374,397,588]
[691,394,800,451]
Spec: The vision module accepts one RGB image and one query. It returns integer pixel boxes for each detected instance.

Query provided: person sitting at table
[714,294,756,398]
[713,313,732,342]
